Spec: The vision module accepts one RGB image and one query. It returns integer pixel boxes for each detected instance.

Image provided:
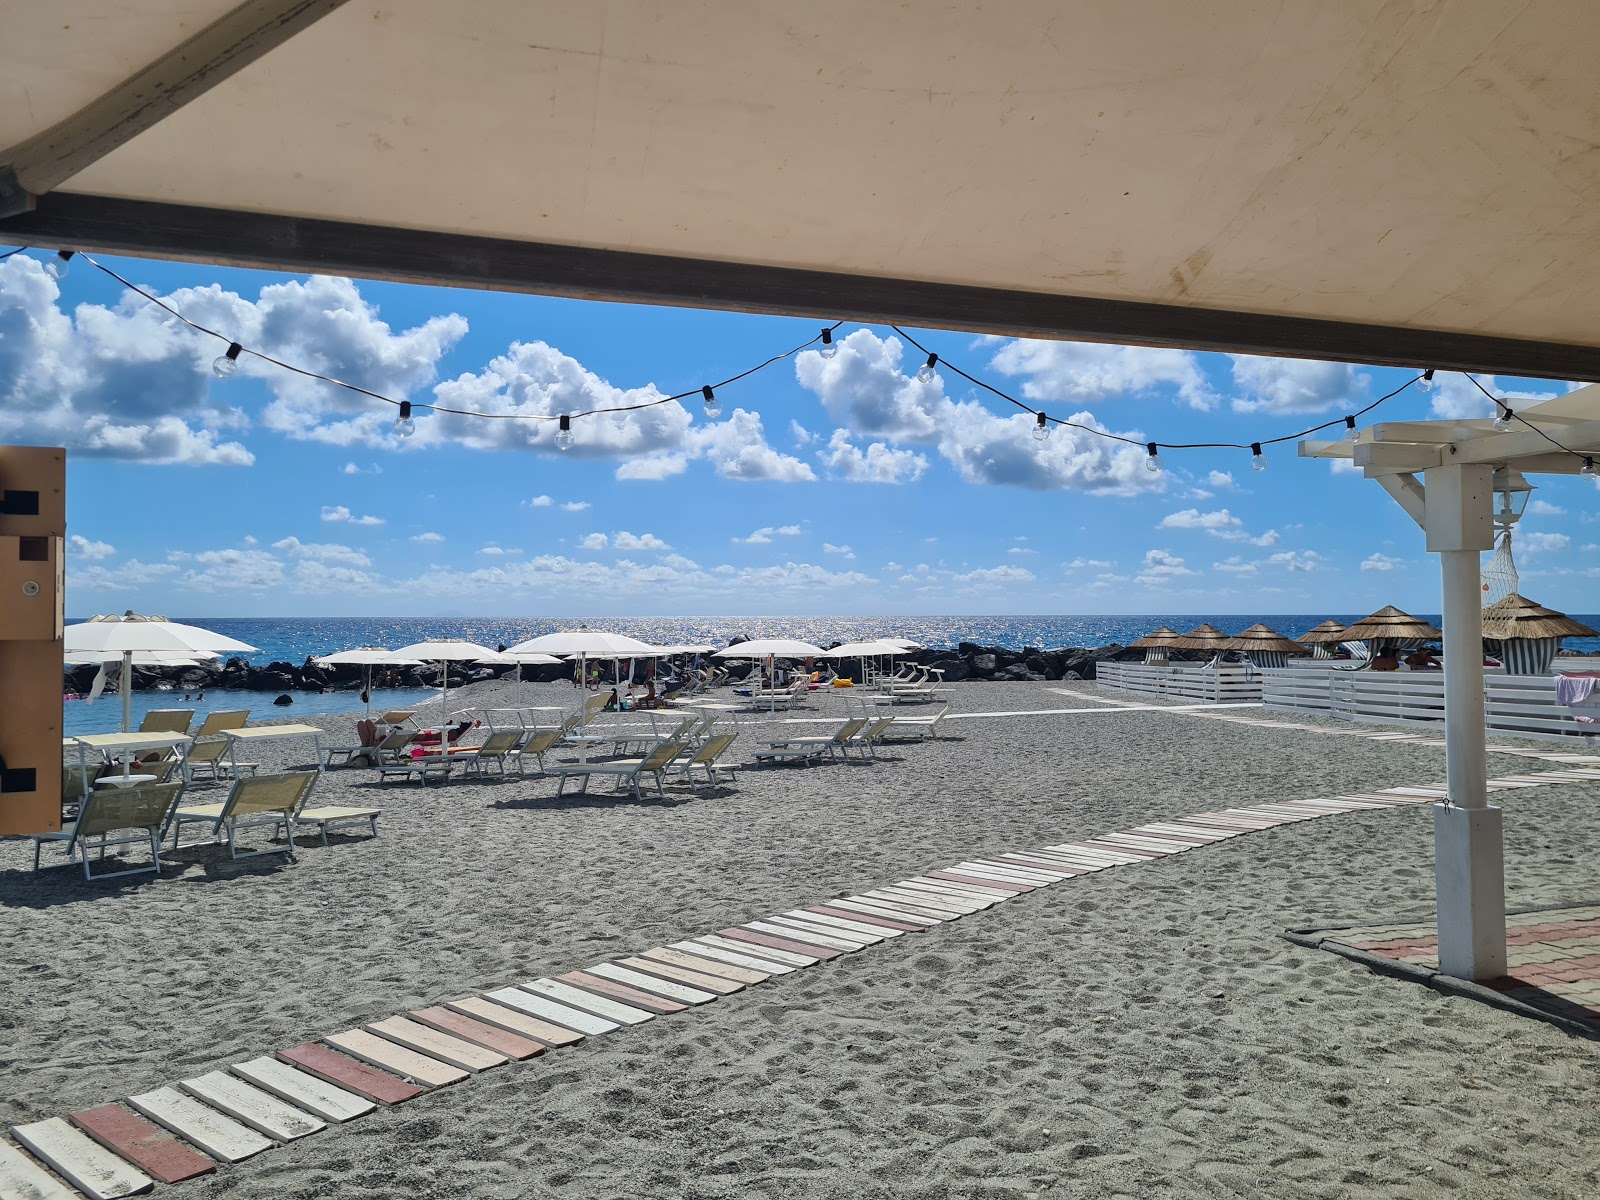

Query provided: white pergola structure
[1302,386,1600,981]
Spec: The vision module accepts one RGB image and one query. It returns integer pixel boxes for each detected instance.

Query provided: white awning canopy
[5,1,1600,377]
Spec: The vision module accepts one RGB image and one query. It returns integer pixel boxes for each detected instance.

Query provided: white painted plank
[769,913,883,944]
[367,1016,507,1073]
[903,876,1013,900]
[230,1057,375,1123]
[483,987,621,1036]
[522,978,655,1026]
[322,1030,469,1089]
[178,1072,325,1142]
[956,859,1063,882]
[692,934,817,968]
[784,909,899,939]
[873,886,983,913]
[855,892,962,920]
[9,1119,153,1200]
[741,919,864,952]
[826,898,945,925]
[666,939,797,976]
[586,963,718,1004]
[126,1088,272,1164]
[757,914,876,947]
[0,1139,82,1200]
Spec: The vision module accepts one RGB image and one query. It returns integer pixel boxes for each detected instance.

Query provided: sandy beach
[3,678,1598,1199]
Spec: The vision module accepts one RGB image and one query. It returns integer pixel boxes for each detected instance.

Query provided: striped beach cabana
[1296,619,1349,659]
[1128,626,1183,665]
[1341,606,1443,658]
[1168,624,1232,665]
[1222,624,1311,669]
[1480,594,1598,676]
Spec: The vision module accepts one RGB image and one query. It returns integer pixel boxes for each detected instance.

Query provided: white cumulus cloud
[321,505,384,526]
[988,339,1218,411]
[1160,508,1241,530]
[613,531,670,552]
[818,430,928,484]
[67,534,115,561]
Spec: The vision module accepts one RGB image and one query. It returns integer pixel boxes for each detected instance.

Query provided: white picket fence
[1260,667,1597,740]
[1095,661,1262,702]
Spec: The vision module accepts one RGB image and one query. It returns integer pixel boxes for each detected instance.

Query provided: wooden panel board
[523,978,657,1025]
[230,1057,375,1123]
[585,963,718,1005]
[0,1138,81,1200]
[872,886,983,913]
[692,934,817,969]
[444,996,583,1047]
[993,853,1085,874]
[740,920,863,953]
[949,861,1054,884]
[69,1105,215,1185]
[367,1016,508,1073]
[1053,842,1152,860]
[126,1087,272,1164]
[806,903,926,932]
[275,1043,423,1106]
[925,870,1032,892]
[961,859,1064,882]
[821,899,937,929]
[408,1006,547,1060]
[179,1072,326,1142]
[718,927,841,961]
[482,987,621,1036]
[900,876,1008,900]
[10,1118,155,1200]
[769,913,883,944]
[323,1030,470,1089]
[850,893,958,921]
[557,970,690,1014]
[668,939,797,975]
[777,915,902,947]
[640,945,771,984]
[618,954,745,994]
[757,916,875,948]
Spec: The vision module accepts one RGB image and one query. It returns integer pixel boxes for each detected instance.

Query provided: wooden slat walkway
[13,762,1599,1198]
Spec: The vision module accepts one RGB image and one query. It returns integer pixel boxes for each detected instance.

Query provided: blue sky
[3,249,1595,617]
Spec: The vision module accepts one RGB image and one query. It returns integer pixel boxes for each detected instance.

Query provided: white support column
[1423,463,1506,980]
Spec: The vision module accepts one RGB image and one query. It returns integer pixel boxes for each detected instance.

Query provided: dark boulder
[272,693,294,706]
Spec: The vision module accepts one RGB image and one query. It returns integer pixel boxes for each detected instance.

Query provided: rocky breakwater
[898,642,1134,682]
[61,655,525,695]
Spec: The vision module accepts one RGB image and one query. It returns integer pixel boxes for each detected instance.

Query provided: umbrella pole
[364,664,372,722]
[121,649,132,733]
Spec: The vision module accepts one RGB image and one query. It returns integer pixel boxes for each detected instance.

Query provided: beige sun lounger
[167,770,317,861]
[31,782,184,880]
[294,802,381,846]
[510,727,564,776]
[755,718,866,765]
[186,710,255,780]
[553,739,689,800]
[678,732,740,789]
[139,708,195,735]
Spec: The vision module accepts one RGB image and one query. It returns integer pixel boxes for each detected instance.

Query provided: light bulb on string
[1417,368,1435,392]
[555,414,574,450]
[702,385,722,419]
[1344,416,1359,443]
[1493,405,1514,431]
[1581,457,1598,478]
[818,328,837,360]
[393,400,416,438]
[45,250,74,280]
[1251,443,1268,471]
[916,353,939,384]
[1032,412,1051,442]
[1145,442,1162,472]
[212,342,243,379]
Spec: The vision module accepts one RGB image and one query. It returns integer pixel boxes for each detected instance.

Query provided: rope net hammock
[1483,529,1520,608]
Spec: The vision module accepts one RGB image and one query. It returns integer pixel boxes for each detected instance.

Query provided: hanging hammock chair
[1482,528,1519,608]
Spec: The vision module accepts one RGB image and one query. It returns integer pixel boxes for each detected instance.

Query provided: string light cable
[1466,374,1597,474]
[888,325,1427,470]
[16,246,1441,465]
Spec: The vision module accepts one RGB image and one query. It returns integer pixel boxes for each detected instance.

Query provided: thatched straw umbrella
[1129,626,1183,665]
[1222,623,1311,669]
[1296,618,1349,659]
[1480,593,1598,675]
[1342,605,1442,657]
[1168,623,1232,664]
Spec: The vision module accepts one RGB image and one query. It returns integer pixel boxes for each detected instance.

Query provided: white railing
[1260,667,1597,740]
[1095,661,1261,702]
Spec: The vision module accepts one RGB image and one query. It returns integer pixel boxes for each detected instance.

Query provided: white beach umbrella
[499,649,565,701]
[385,639,513,716]
[64,612,258,732]
[820,639,909,688]
[883,637,924,649]
[312,647,426,720]
[508,629,659,692]
[713,639,828,710]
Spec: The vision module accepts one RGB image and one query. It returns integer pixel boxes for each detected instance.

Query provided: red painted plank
[70,1103,216,1184]
[717,927,843,960]
[276,1042,423,1105]
[807,904,927,932]
[409,1006,546,1060]
[926,870,1032,893]
[557,971,689,1015]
